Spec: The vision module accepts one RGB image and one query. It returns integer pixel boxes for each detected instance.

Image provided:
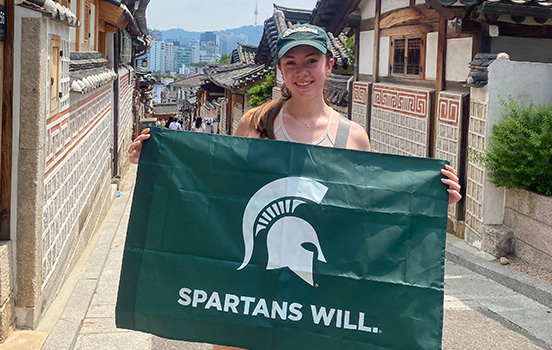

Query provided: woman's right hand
[129,128,151,164]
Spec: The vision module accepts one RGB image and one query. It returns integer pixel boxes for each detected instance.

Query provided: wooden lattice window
[390,36,424,78]
[50,35,61,114]
[83,0,91,46]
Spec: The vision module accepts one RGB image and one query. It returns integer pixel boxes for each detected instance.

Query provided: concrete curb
[446,243,552,309]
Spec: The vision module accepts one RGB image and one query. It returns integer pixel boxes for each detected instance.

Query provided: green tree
[345,34,355,76]
[216,54,231,64]
[482,98,552,196]
[246,71,275,107]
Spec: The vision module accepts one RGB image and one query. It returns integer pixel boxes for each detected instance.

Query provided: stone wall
[504,189,552,272]
[0,243,13,341]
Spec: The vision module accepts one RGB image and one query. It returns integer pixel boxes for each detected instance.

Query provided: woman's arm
[129,128,150,164]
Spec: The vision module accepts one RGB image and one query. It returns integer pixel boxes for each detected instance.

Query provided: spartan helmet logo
[238,177,328,286]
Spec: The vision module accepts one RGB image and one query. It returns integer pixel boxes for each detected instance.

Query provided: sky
[146,0,319,32]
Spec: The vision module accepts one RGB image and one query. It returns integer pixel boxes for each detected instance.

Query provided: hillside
[159,25,264,46]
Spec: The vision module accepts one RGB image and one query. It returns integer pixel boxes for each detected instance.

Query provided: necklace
[286,104,324,128]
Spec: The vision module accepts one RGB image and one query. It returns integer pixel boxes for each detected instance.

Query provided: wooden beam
[424,0,468,21]
[372,0,381,83]
[379,5,440,30]
[1,0,13,239]
[76,0,81,51]
[359,17,375,31]
[380,22,439,37]
[431,16,447,159]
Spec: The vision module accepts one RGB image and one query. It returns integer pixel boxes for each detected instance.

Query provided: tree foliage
[483,98,552,196]
[216,54,231,64]
[345,34,355,76]
[246,71,275,107]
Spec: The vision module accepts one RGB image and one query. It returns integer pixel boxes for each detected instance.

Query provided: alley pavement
[3,164,552,350]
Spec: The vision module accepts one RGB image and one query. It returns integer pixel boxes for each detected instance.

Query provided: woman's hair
[248,51,333,139]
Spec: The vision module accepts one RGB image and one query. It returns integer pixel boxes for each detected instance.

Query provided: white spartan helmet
[239,177,328,286]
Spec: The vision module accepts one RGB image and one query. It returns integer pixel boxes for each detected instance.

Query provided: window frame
[50,35,61,115]
[389,34,426,80]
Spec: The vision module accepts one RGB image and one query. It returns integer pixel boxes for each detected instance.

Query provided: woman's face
[279,45,334,101]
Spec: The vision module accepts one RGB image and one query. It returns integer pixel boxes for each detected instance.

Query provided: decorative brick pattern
[436,92,463,216]
[371,84,430,157]
[119,71,133,151]
[272,86,282,100]
[465,100,487,237]
[352,81,369,129]
[42,87,112,287]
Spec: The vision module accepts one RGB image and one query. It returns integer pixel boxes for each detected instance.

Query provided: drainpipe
[113,29,120,181]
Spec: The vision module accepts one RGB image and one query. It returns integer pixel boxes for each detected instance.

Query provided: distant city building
[191,44,201,64]
[175,48,192,72]
[200,31,216,44]
[165,42,178,73]
[220,32,248,55]
[148,40,166,73]
[200,41,219,63]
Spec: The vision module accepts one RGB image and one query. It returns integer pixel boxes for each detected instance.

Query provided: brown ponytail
[248,84,291,139]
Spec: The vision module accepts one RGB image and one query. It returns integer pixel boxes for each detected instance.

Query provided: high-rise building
[220,32,248,55]
[147,40,166,73]
[174,48,192,72]
[165,42,178,73]
[200,32,216,44]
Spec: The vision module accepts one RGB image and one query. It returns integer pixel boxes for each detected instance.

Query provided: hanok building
[0,0,151,338]
[310,0,552,267]
[255,4,353,115]
[199,42,272,135]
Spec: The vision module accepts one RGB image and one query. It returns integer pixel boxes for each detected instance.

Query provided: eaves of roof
[204,63,274,90]
[19,0,80,27]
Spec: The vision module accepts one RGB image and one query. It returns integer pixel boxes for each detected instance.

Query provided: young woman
[128,24,461,350]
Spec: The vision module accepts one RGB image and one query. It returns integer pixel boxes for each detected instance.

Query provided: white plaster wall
[358,30,374,76]
[359,0,375,19]
[69,0,76,44]
[446,37,472,82]
[379,36,390,77]
[382,0,408,14]
[482,58,552,224]
[425,32,438,80]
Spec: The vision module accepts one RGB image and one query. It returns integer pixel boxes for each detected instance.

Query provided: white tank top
[274,106,337,147]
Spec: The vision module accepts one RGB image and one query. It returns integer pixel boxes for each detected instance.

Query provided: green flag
[116,127,449,350]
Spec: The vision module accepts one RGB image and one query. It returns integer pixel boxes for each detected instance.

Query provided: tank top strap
[334,115,351,149]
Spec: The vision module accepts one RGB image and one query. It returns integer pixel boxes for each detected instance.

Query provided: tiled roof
[326,74,351,107]
[69,52,117,93]
[153,103,178,115]
[255,4,350,70]
[169,74,206,88]
[231,43,258,64]
[310,0,358,35]
[19,0,80,27]
[434,0,552,21]
[203,63,273,90]
[462,52,512,88]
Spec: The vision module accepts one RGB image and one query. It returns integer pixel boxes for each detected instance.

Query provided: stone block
[0,243,13,305]
[482,224,514,258]
[506,188,552,227]
[504,207,552,257]
[514,238,552,273]
[0,297,14,340]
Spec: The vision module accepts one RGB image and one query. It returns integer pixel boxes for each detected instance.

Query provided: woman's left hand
[441,165,462,205]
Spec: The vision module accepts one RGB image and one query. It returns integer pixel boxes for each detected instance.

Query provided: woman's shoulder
[346,119,371,152]
[235,108,262,138]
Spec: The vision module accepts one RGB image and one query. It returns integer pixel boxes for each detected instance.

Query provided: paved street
[5,164,550,350]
